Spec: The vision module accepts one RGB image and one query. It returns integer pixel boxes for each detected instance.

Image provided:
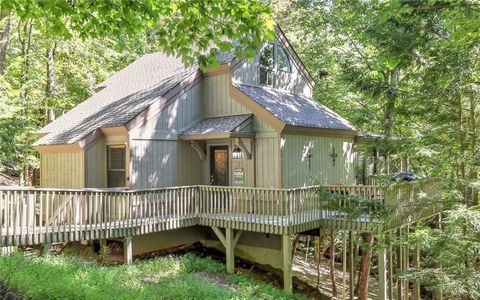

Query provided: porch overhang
[179,132,254,141]
[178,114,254,141]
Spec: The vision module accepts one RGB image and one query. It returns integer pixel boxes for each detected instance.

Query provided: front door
[210,146,229,186]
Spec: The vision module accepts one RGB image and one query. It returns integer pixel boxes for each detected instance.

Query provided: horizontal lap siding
[40,152,84,188]
[281,134,355,188]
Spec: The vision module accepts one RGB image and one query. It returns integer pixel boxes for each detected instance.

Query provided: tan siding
[130,139,203,189]
[255,136,281,188]
[85,139,107,188]
[203,73,248,117]
[281,134,355,188]
[231,138,255,187]
[232,41,312,96]
[129,82,202,138]
[40,151,84,188]
[203,139,255,187]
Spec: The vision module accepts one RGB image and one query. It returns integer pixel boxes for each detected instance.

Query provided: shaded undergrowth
[0,252,305,300]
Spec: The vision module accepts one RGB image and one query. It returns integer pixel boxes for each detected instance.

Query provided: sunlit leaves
[4,0,274,68]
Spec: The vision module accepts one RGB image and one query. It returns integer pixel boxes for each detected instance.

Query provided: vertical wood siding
[203,73,248,117]
[255,136,281,188]
[129,83,202,138]
[281,134,355,188]
[130,140,203,189]
[40,152,84,188]
[232,40,312,96]
[85,139,107,188]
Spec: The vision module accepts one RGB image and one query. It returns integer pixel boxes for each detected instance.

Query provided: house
[34,27,358,191]
[32,26,364,290]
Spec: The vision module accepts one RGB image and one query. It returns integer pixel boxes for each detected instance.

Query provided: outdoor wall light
[232,146,242,159]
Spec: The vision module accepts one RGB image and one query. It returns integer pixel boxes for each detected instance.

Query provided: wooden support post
[100,239,107,249]
[212,227,242,274]
[403,226,410,300]
[342,232,347,300]
[388,233,394,300]
[348,231,355,300]
[226,228,234,274]
[43,242,51,256]
[378,235,388,300]
[282,234,293,294]
[412,245,420,300]
[123,236,132,265]
[436,213,443,300]
[396,228,403,300]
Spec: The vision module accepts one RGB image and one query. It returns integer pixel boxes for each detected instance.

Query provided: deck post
[403,226,410,299]
[396,228,403,300]
[42,242,51,256]
[212,227,242,274]
[378,235,388,300]
[123,236,132,265]
[282,234,292,294]
[226,228,234,274]
[388,233,394,300]
[348,231,355,300]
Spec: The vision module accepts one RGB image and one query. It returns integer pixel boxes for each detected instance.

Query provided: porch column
[378,235,388,300]
[123,236,132,265]
[282,234,293,294]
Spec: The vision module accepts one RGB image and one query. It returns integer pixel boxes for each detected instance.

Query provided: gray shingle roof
[180,114,252,136]
[35,52,237,146]
[233,84,357,131]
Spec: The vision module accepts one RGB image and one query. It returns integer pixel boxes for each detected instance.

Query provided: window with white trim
[259,42,292,87]
[107,145,126,188]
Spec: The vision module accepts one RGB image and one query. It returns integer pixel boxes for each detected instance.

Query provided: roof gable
[36,53,198,146]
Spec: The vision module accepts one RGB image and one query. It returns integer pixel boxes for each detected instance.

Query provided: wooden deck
[0,182,441,247]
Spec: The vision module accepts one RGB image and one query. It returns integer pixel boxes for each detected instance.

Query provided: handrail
[0,182,441,247]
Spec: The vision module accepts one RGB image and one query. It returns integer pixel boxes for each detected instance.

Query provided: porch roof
[179,114,253,140]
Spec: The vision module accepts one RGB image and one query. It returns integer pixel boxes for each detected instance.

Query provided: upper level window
[259,42,292,87]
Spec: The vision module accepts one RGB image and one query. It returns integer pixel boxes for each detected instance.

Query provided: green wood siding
[281,134,355,188]
[85,138,107,188]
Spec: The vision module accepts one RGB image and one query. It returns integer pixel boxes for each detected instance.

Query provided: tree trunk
[0,10,10,75]
[469,88,478,205]
[316,234,328,290]
[383,68,400,137]
[18,19,34,101]
[355,232,373,300]
[291,234,301,261]
[329,230,337,297]
[45,43,57,123]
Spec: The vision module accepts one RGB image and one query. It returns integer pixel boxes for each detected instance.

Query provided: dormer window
[259,42,291,87]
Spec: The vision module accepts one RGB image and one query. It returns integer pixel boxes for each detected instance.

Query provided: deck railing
[0,181,441,246]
